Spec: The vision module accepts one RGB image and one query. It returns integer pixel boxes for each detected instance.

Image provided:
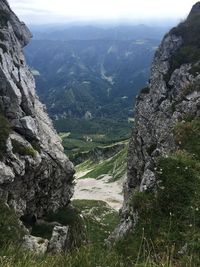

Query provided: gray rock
[48,226,70,253]
[188,2,200,17]
[19,116,38,139]
[0,0,75,236]
[0,162,14,184]
[23,235,49,254]
[112,4,200,242]
[140,169,156,192]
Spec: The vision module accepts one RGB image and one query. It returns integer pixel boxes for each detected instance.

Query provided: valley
[2,0,200,265]
[24,25,165,156]
[73,140,128,210]
[23,26,166,210]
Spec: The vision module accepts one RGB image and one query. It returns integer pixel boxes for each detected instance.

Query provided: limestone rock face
[111,3,200,240]
[23,235,49,254]
[0,0,74,219]
[48,226,70,253]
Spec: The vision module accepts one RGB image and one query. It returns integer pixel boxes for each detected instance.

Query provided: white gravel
[73,173,124,211]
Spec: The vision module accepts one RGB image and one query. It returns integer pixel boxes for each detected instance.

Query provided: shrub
[0,32,5,41]
[165,13,200,82]
[174,118,200,160]
[140,86,150,95]
[0,201,25,248]
[131,191,155,211]
[125,151,200,261]
[0,114,10,159]
[124,118,200,261]
[12,139,37,157]
[137,87,150,100]
[181,82,200,97]
[0,43,7,53]
[146,143,157,155]
[189,62,200,75]
[45,205,86,248]
[0,10,10,27]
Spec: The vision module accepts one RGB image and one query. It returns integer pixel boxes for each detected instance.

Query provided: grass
[181,82,200,97]
[57,117,131,156]
[77,144,128,182]
[31,204,86,249]
[165,12,200,82]
[1,195,200,266]
[32,199,120,246]
[138,86,150,100]
[0,245,126,267]
[120,117,200,264]
[12,139,37,157]
[71,139,126,165]
[72,199,120,244]
[117,150,200,264]
[0,201,25,248]
[62,136,102,156]
[174,118,200,160]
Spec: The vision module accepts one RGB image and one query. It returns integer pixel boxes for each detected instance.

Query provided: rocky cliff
[110,2,200,244]
[0,0,74,222]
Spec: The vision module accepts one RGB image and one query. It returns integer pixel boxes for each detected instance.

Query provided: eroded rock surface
[48,226,70,253]
[0,0,74,221]
[110,3,200,242]
[23,235,49,254]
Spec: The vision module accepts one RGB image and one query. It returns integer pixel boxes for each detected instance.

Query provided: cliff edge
[109,3,200,255]
[0,0,74,223]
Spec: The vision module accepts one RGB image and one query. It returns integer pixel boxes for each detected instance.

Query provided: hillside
[24,28,162,140]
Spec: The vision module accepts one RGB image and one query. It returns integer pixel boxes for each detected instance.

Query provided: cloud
[8,0,196,24]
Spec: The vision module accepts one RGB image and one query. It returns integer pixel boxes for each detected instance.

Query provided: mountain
[0,0,81,252]
[24,26,163,140]
[30,24,169,41]
[109,1,200,262]
[1,0,200,266]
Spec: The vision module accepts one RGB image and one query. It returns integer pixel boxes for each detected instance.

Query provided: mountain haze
[24,25,164,140]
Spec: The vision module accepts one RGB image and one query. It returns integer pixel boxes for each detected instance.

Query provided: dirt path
[73,172,124,211]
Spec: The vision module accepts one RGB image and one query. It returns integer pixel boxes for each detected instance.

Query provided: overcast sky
[8,0,197,25]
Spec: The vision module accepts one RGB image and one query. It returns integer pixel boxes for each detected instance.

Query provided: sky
[8,0,197,25]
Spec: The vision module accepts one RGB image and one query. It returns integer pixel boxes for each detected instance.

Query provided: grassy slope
[115,117,200,266]
[60,128,131,156]
[0,200,174,267]
[76,144,128,182]
[72,199,120,244]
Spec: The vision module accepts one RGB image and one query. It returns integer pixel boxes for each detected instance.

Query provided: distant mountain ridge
[24,25,164,136]
[30,24,170,41]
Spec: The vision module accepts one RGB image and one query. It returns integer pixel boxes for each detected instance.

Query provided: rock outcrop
[23,235,49,254]
[48,225,70,253]
[0,0,74,222]
[110,2,200,241]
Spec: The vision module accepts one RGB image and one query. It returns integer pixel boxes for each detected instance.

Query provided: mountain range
[24,25,166,138]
